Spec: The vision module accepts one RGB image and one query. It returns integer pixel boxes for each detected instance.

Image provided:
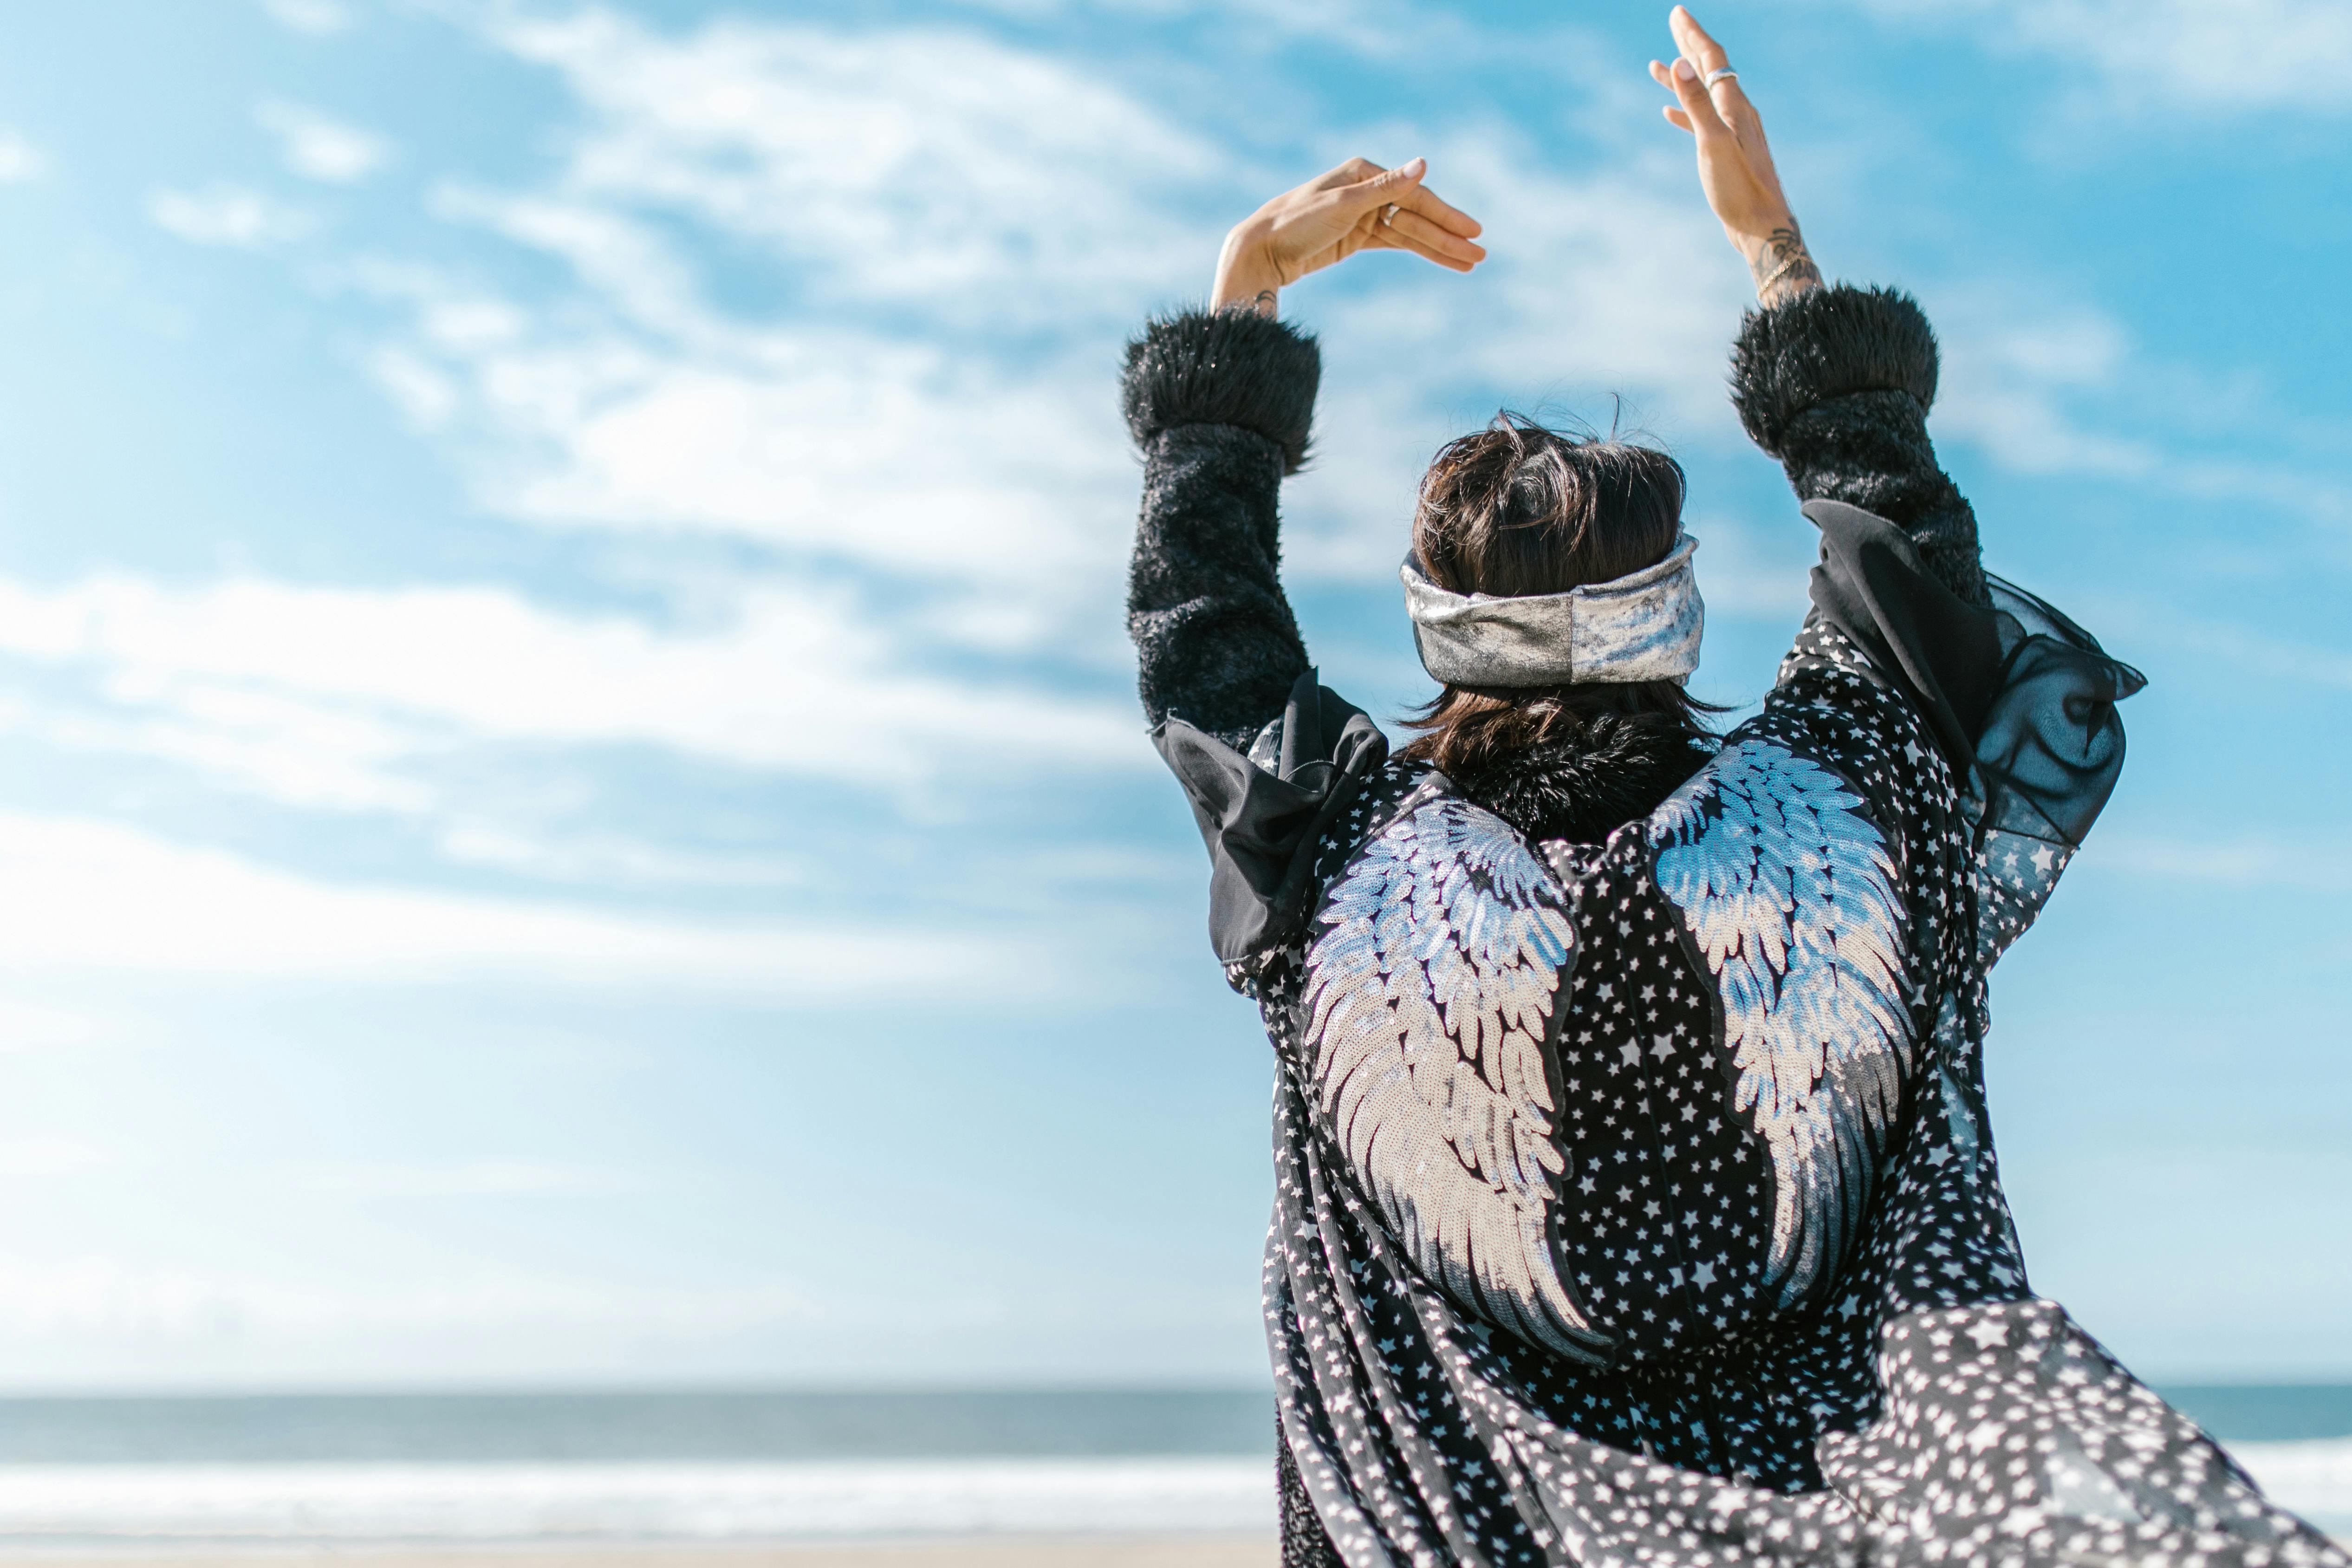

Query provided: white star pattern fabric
[1228,614,2343,1566]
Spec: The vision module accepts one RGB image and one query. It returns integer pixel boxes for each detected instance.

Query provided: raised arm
[1123,311,1319,751]
[1652,7,1986,608]
[1123,158,1487,750]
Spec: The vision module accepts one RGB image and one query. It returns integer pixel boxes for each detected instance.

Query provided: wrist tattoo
[1750,226,1823,305]
[1253,288,1279,317]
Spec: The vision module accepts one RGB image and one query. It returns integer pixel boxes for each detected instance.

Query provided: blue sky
[0,0,2342,1390]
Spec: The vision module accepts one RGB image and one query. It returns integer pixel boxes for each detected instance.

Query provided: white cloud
[2157,615,2352,694]
[1895,290,2352,538]
[0,998,102,1053]
[0,570,1140,808]
[306,1159,643,1197]
[2088,834,2352,893]
[1841,0,2352,112]
[296,11,1241,635]
[365,245,1132,593]
[261,0,355,34]
[437,826,805,889]
[257,101,391,182]
[148,187,310,248]
[33,18,1216,889]
[0,1253,806,1346]
[365,345,461,430]
[0,130,46,184]
[313,8,1223,626]
[2,679,435,815]
[0,1139,111,1179]
[0,807,1041,995]
[481,10,1219,320]
[1930,298,2164,480]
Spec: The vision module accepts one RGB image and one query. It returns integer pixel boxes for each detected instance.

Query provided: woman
[1122,10,2339,1568]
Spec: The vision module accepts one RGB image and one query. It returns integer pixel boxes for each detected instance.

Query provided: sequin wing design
[1650,740,1911,1309]
[1299,795,1603,1362]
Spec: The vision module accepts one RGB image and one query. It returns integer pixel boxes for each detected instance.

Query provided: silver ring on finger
[1703,65,1737,87]
[1381,203,1400,226]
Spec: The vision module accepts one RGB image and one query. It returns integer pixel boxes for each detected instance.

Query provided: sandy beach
[0,1542,1272,1568]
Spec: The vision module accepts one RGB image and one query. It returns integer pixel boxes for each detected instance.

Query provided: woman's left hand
[1649,6,1822,306]
[1211,157,1487,314]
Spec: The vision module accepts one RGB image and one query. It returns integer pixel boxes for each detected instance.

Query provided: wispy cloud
[0,807,1047,996]
[2163,615,2352,693]
[0,998,102,1054]
[1836,0,2352,113]
[0,572,1139,811]
[260,0,356,35]
[1907,287,2352,545]
[481,10,1221,321]
[0,1253,808,1351]
[257,101,391,182]
[1931,298,2163,480]
[306,1158,645,1197]
[0,1139,112,1179]
[435,826,806,890]
[2091,833,2352,893]
[148,186,310,248]
[324,9,1233,645]
[0,130,46,184]
[355,241,1137,601]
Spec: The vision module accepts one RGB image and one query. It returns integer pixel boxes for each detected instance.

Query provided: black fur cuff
[1729,285,1940,457]
[1121,308,1320,475]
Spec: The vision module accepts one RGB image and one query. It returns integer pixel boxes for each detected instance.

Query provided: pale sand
[0,1540,1272,1567]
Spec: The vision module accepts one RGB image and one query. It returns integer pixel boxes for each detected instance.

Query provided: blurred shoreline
[0,1388,2337,1555]
[0,1542,1272,1568]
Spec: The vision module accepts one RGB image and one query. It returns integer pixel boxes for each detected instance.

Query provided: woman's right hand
[1211,157,1487,315]
[1649,6,1822,306]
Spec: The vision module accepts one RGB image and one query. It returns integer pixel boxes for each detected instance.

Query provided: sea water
[0,1387,2337,1545]
[0,1391,1274,1546]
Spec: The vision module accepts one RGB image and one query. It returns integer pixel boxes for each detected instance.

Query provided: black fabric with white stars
[1239,616,2341,1566]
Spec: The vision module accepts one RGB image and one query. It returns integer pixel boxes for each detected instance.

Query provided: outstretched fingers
[1377,205,1486,271]
[1399,180,1482,242]
[1333,156,1424,209]
[1669,6,1763,142]
[1670,0,1737,115]
[1649,58,1700,133]
[1669,5,1730,77]
[1336,157,1486,270]
[1335,159,1482,236]
[1654,53,1731,142]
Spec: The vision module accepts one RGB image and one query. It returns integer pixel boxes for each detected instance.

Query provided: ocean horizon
[0,1385,2335,1545]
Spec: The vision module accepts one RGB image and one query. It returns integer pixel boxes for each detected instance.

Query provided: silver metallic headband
[1400,532,1704,688]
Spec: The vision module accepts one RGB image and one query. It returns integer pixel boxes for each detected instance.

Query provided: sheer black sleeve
[1730,284,1987,609]
[1726,289,2142,886]
[1122,307,1319,751]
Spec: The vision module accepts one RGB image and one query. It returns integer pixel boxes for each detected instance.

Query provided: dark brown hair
[1398,412,1719,777]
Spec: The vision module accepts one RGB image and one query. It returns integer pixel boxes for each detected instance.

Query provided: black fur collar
[1451,716,1716,845]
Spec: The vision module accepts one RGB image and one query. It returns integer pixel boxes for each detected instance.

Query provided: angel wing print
[1650,739,1912,1309]
[1300,792,1605,1362]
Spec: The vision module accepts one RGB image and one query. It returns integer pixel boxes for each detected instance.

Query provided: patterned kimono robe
[1124,291,2344,1567]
